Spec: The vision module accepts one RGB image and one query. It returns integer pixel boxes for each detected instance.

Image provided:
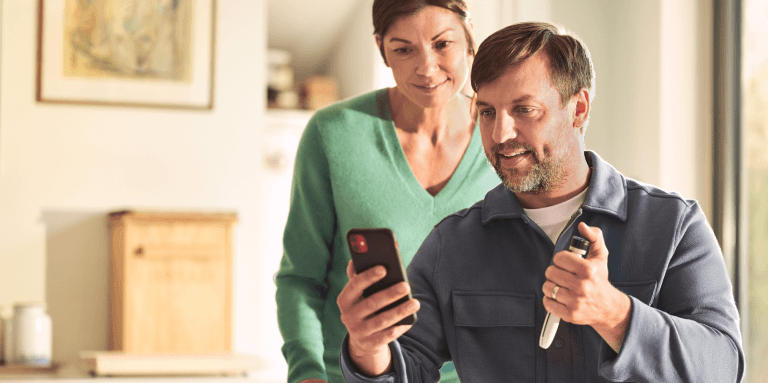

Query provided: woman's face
[378,6,472,109]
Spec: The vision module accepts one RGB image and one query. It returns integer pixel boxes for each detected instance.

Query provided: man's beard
[485,141,569,195]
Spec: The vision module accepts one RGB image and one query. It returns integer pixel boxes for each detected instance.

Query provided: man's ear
[572,88,591,130]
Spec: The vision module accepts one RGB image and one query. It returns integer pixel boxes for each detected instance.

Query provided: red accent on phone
[348,234,369,253]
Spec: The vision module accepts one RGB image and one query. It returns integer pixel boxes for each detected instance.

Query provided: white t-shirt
[523,187,589,246]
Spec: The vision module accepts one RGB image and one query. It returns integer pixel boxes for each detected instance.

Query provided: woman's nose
[416,49,439,77]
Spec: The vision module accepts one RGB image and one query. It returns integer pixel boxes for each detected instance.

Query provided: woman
[275,1,499,382]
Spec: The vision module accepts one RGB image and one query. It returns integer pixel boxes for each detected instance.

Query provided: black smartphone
[347,228,417,326]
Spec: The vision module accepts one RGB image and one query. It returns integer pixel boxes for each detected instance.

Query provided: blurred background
[0,0,764,381]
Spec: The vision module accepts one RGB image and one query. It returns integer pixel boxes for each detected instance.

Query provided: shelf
[79,351,261,378]
[0,362,60,375]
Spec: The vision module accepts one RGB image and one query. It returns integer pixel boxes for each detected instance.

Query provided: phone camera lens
[349,234,368,253]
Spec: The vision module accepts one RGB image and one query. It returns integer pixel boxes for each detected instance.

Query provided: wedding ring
[552,285,560,300]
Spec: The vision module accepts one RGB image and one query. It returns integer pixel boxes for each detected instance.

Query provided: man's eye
[394,47,411,54]
[518,107,533,114]
[479,109,495,117]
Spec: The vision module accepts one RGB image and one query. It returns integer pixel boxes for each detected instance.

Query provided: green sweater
[275,89,499,383]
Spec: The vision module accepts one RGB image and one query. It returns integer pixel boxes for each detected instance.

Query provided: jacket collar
[481,150,628,225]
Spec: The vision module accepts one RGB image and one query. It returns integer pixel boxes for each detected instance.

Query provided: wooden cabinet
[108,211,237,354]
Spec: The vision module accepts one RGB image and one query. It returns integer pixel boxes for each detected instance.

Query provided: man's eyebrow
[475,95,534,107]
[512,95,534,103]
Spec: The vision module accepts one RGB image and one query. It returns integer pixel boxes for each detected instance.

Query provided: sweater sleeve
[275,118,337,383]
[598,202,745,382]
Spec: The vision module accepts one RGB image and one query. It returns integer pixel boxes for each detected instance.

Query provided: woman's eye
[435,40,453,49]
[393,47,411,54]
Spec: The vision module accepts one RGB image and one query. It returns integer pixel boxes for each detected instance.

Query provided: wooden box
[108,211,237,354]
[301,75,338,110]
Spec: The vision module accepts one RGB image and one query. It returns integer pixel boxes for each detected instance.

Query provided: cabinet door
[123,220,232,354]
[109,212,236,355]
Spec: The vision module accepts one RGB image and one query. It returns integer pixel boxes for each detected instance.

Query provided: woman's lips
[413,79,448,92]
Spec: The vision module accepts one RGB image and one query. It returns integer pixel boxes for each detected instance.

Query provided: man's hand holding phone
[337,260,420,377]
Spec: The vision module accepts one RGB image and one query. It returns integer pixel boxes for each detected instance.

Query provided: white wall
[658,0,714,217]
[0,0,287,377]
[548,0,714,219]
[329,0,379,100]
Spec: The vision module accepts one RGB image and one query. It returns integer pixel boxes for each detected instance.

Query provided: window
[716,1,768,380]
[743,0,768,380]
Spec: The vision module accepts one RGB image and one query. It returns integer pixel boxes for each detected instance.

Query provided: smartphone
[346,228,417,326]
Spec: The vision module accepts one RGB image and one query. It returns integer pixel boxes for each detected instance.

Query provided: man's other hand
[542,222,631,352]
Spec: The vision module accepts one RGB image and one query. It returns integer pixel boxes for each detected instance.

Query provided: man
[336,22,745,382]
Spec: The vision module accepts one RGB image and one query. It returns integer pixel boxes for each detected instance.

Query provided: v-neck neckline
[377,89,482,208]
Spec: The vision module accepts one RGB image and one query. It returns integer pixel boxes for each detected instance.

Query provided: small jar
[12,303,52,366]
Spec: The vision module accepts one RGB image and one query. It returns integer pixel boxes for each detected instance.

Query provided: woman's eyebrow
[388,28,454,44]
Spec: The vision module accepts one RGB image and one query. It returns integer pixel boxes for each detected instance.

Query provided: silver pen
[539,235,590,349]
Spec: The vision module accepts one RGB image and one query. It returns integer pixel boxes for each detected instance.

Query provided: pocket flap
[613,280,657,306]
[453,291,535,327]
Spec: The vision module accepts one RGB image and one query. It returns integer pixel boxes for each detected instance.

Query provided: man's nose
[493,113,517,143]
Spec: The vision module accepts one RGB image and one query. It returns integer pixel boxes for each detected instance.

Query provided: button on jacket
[340,151,745,383]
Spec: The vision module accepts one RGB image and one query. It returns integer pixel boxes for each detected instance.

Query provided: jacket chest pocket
[452,291,536,382]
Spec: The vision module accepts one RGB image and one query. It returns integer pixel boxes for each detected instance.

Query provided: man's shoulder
[435,184,509,229]
[443,199,485,221]
[624,177,696,208]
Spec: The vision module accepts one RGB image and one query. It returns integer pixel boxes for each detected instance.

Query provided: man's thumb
[578,222,608,260]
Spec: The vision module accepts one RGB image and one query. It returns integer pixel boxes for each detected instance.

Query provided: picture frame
[36,0,216,110]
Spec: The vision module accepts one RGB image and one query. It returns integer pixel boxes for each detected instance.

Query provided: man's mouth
[499,150,530,158]
[496,149,533,168]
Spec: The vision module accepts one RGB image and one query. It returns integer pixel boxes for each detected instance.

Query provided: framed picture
[36,0,216,110]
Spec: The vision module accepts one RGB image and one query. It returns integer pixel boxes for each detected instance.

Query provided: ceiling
[267,0,368,78]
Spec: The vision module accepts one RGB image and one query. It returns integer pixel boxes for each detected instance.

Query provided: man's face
[475,52,578,195]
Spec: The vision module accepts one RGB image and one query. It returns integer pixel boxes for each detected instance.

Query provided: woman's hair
[372,0,474,65]
[471,22,595,109]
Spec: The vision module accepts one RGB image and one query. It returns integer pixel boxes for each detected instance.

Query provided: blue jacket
[340,151,744,383]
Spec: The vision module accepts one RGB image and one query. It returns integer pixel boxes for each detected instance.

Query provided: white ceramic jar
[11,303,52,366]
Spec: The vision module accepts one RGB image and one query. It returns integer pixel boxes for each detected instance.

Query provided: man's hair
[471,22,595,109]
[372,0,475,66]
